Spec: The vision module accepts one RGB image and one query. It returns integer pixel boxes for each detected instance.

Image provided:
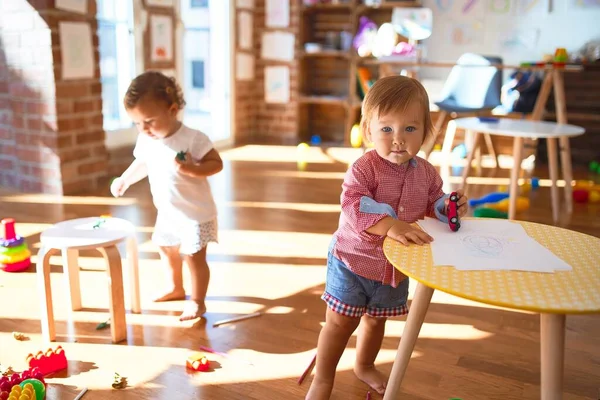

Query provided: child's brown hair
[360,75,433,145]
[124,71,186,110]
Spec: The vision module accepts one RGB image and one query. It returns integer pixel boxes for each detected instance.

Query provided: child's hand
[174,153,194,176]
[445,189,468,217]
[110,177,128,197]
[387,220,433,246]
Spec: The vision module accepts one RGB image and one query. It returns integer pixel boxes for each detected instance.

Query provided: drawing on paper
[461,235,506,257]
[435,0,454,12]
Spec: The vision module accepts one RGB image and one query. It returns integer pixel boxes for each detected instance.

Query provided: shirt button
[399,206,405,212]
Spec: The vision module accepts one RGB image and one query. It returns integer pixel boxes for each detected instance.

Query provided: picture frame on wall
[146,12,175,69]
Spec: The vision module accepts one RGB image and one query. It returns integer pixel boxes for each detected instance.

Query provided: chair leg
[461,130,481,189]
[126,236,141,314]
[483,133,499,168]
[424,110,448,159]
[440,119,457,170]
[63,248,82,311]
[37,247,59,342]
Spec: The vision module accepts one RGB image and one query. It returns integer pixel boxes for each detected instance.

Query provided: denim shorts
[321,247,409,318]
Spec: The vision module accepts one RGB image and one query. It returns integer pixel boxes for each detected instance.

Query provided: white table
[449,117,585,221]
[37,217,141,343]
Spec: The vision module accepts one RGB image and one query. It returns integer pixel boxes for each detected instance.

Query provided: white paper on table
[261,31,295,61]
[59,22,94,80]
[416,218,572,272]
[238,11,253,50]
[266,0,290,28]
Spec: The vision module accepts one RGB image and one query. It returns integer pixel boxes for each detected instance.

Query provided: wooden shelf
[299,95,349,105]
[356,1,422,13]
[301,3,353,12]
[300,50,351,58]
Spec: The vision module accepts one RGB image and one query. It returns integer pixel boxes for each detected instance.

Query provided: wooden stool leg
[126,236,141,314]
[99,245,127,343]
[37,247,58,342]
[383,283,435,399]
[483,133,499,168]
[62,248,82,311]
[546,138,560,223]
[461,130,481,189]
[440,119,457,170]
[508,137,524,220]
[558,137,573,213]
[540,313,565,400]
[424,110,448,159]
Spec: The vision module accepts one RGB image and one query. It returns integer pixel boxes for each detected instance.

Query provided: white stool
[36,217,141,343]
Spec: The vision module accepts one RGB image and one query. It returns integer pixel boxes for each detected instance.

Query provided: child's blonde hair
[360,76,433,144]
[124,71,186,110]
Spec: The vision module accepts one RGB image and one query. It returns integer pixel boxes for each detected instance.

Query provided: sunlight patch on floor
[226,201,341,213]
[0,194,137,206]
[221,145,335,163]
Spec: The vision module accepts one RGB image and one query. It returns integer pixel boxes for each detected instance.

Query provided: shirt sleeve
[425,162,446,219]
[341,162,394,234]
[189,130,214,161]
[132,134,145,161]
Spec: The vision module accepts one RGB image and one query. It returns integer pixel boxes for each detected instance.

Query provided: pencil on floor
[212,312,261,327]
[297,353,316,385]
[74,388,88,400]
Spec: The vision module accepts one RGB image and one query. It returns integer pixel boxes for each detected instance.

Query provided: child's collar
[408,158,418,167]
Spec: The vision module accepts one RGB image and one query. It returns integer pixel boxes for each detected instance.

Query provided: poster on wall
[236,52,255,81]
[514,0,547,15]
[261,32,295,61]
[150,14,174,64]
[145,0,175,7]
[500,27,540,49]
[238,11,253,50]
[265,66,289,104]
[56,0,87,14]
[489,0,511,13]
[237,0,255,9]
[59,22,94,80]
[448,20,484,46]
[266,0,290,28]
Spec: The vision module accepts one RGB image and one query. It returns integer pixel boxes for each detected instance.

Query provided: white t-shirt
[133,124,218,223]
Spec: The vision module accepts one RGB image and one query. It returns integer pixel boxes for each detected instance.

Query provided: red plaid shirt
[332,150,445,287]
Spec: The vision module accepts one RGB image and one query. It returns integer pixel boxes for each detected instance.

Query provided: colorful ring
[1,236,24,248]
[0,249,31,264]
[1,258,31,272]
[0,243,28,255]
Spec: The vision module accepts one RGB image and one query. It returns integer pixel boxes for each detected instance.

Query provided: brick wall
[0,0,106,195]
[234,0,299,143]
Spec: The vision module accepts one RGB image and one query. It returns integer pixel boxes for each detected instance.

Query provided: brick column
[0,0,106,195]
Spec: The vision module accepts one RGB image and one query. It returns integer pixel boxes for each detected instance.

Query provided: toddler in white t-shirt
[111,71,223,321]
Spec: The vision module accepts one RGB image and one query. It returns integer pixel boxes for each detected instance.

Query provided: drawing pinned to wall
[500,28,540,49]
[56,0,88,14]
[265,66,290,104]
[449,20,484,45]
[489,0,511,13]
[150,14,174,63]
[238,11,253,50]
[434,0,454,12]
[570,0,600,8]
[514,0,547,15]
[262,31,295,61]
[236,52,254,81]
[266,0,290,28]
[460,0,485,17]
[59,22,94,80]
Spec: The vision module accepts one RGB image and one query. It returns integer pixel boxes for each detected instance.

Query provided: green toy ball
[20,378,45,400]
[590,161,599,174]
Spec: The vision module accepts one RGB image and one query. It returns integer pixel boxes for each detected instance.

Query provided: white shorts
[152,214,218,255]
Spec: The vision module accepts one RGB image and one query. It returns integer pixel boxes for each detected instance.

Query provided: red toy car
[447,192,461,232]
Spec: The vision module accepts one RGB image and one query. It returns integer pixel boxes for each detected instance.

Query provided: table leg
[383,283,435,399]
[461,130,481,189]
[99,245,127,343]
[62,248,82,311]
[508,137,524,220]
[540,313,565,400]
[126,236,141,314]
[37,247,58,342]
[546,138,560,223]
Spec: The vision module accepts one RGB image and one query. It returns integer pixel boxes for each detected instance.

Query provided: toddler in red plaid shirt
[306,76,468,399]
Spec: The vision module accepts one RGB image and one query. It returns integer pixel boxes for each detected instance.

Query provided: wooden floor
[0,145,599,400]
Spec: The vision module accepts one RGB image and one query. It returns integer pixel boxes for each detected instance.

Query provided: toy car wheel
[450,194,458,202]
[456,222,461,230]
[450,217,458,224]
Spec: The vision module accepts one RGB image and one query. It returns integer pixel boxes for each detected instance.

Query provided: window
[192,61,205,89]
[191,0,208,8]
[97,0,136,131]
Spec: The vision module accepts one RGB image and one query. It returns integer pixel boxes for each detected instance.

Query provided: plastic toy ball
[590,161,599,174]
[297,143,310,152]
[350,124,362,148]
[531,177,540,189]
[589,191,600,203]
[310,135,322,145]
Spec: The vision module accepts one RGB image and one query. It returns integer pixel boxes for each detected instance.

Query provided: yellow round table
[382,220,600,400]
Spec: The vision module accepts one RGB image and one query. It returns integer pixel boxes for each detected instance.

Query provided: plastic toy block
[26,346,67,376]
[0,219,31,273]
[186,353,210,372]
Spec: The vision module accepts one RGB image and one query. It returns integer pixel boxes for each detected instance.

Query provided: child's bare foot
[179,300,206,321]
[305,378,334,400]
[153,288,186,302]
[354,364,387,395]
